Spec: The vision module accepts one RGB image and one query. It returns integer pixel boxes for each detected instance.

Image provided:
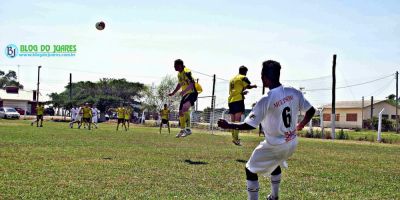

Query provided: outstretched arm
[297,107,316,131]
[169,83,181,96]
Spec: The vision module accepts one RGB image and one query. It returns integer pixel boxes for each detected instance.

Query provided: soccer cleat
[232,139,242,146]
[183,129,192,137]
[267,194,278,200]
[176,130,185,138]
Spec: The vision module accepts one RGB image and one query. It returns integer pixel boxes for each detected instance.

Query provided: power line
[305,73,395,92]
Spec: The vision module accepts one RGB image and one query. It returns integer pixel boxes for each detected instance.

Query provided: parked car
[14,108,26,115]
[0,107,21,119]
[45,107,55,116]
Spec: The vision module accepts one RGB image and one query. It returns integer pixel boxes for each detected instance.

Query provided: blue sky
[0,0,399,109]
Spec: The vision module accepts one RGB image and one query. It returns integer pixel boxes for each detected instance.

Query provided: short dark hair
[239,66,248,74]
[174,59,184,66]
[262,60,281,83]
[164,104,167,107]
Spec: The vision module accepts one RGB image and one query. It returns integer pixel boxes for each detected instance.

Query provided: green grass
[0,120,399,199]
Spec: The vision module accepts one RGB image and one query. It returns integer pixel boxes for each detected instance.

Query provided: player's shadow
[236,159,247,163]
[184,159,208,165]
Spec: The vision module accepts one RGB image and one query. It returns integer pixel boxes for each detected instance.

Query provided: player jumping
[169,59,198,138]
[218,60,316,200]
[228,66,257,145]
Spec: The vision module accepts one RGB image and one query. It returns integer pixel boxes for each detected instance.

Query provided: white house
[322,100,399,129]
[0,86,49,115]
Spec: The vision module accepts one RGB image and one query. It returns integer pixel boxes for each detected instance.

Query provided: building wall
[322,108,362,129]
[2,100,29,112]
[322,102,399,129]
[363,102,398,120]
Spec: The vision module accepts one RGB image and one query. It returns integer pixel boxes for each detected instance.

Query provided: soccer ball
[95,21,105,30]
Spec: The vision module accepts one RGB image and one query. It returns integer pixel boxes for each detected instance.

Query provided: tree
[48,78,145,121]
[387,94,396,100]
[0,70,23,89]
[142,75,179,112]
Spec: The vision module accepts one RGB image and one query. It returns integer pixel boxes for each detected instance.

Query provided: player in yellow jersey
[115,105,127,131]
[78,103,92,130]
[159,104,171,134]
[169,59,198,138]
[31,102,45,127]
[228,66,257,145]
[124,106,132,130]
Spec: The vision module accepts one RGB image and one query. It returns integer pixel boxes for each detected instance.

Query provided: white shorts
[246,137,298,176]
[92,117,98,123]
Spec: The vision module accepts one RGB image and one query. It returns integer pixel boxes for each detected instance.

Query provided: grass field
[1,120,399,199]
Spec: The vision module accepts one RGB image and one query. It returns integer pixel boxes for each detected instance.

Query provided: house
[321,100,399,129]
[0,86,49,115]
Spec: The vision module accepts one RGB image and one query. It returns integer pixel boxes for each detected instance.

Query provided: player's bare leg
[167,122,170,134]
[159,122,163,134]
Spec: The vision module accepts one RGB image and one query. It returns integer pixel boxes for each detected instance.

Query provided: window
[392,115,399,120]
[382,114,389,119]
[346,113,357,122]
[336,114,340,121]
[323,114,330,121]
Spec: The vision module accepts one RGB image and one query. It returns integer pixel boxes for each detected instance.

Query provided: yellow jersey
[124,108,131,120]
[178,67,195,95]
[82,107,92,118]
[36,105,44,116]
[228,74,251,103]
[116,107,125,119]
[160,108,170,120]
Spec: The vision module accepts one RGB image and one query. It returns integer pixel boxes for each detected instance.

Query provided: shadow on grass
[236,159,247,163]
[102,157,113,160]
[184,159,208,165]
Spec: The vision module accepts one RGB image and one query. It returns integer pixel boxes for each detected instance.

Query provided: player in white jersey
[70,106,78,122]
[91,106,99,129]
[69,105,83,128]
[218,60,315,200]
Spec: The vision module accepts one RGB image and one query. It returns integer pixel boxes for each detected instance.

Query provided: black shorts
[36,115,43,120]
[161,119,169,124]
[179,92,198,111]
[228,100,245,114]
[118,118,125,124]
[82,118,91,123]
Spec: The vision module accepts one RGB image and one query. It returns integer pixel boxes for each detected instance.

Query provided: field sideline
[0,120,399,199]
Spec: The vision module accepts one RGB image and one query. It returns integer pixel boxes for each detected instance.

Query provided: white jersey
[71,108,78,119]
[91,108,98,117]
[244,85,312,145]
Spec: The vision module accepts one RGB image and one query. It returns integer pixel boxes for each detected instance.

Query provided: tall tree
[0,70,23,89]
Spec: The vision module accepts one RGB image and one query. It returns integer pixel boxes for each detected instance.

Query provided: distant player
[112,105,126,131]
[78,103,92,130]
[91,106,99,129]
[159,104,171,134]
[124,106,132,130]
[69,105,83,128]
[218,60,316,200]
[168,59,198,138]
[70,106,78,123]
[228,66,257,145]
[31,102,44,127]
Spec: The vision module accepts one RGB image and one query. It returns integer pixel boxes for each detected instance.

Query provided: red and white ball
[95,21,105,30]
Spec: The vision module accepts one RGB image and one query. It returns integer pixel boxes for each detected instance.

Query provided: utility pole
[396,71,399,133]
[36,66,42,103]
[69,73,72,102]
[331,54,337,140]
[210,74,216,133]
[361,96,364,129]
[371,96,374,129]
